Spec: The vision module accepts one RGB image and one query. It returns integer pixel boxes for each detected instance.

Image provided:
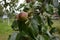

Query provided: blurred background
[0,0,60,40]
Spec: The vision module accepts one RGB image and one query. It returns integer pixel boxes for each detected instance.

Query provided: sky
[0,0,60,14]
[16,0,25,8]
[15,0,25,13]
[0,0,25,7]
[58,0,60,2]
[0,0,25,13]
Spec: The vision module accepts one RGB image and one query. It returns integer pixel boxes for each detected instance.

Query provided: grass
[0,19,13,40]
[52,19,60,27]
[52,19,60,33]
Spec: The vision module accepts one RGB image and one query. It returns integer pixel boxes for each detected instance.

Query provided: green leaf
[17,20,36,39]
[11,20,18,31]
[27,27,36,40]
[37,0,44,2]
[28,18,39,39]
[43,35,50,40]
[30,18,39,34]
[41,26,48,34]
[16,31,34,40]
[45,4,53,15]
[17,20,28,32]
[47,16,53,27]
[38,24,42,34]
[36,35,45,40]
[23,6,30,12]
[50,27,57,34]
[11,0,18,4]
[34,15,42,24]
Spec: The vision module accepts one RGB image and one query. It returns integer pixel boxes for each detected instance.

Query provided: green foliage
[47,16,53,27]
[45,4,53,15]
[8,0,58,40]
